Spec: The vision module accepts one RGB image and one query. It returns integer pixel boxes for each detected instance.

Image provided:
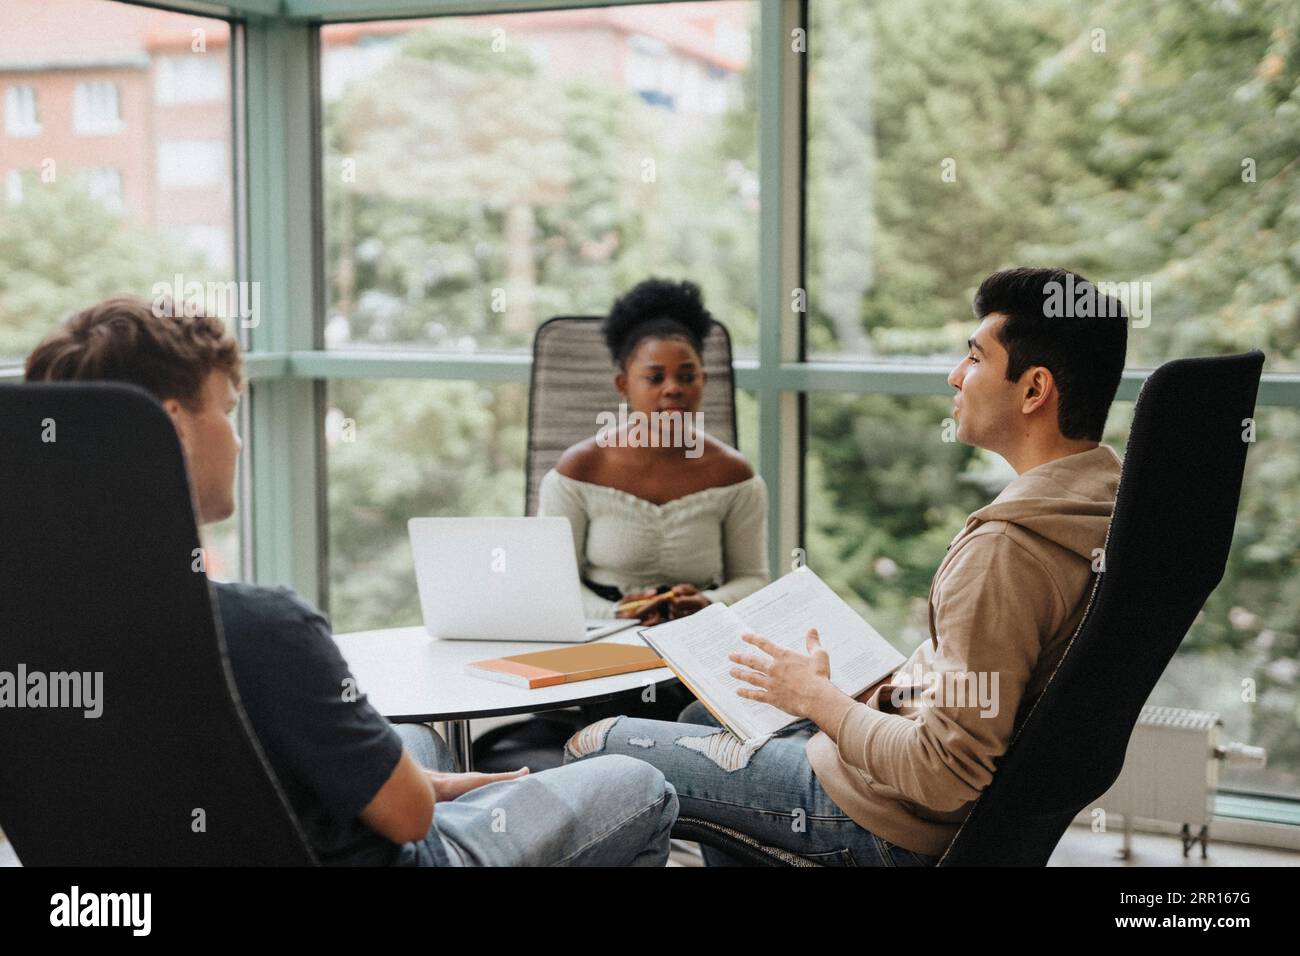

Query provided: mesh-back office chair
[524,316,738,516]
[473,317,739,769]
[0,382,316,865]
[673,351,1266,866]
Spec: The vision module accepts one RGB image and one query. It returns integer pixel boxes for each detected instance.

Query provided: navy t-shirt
[213,581,432,866]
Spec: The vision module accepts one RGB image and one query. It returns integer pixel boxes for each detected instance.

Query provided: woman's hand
[668,583,711,619]
[615,588,675,624]
[426,767,528,803]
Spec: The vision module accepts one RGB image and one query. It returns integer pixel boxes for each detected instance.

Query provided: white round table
[332,625,677,770]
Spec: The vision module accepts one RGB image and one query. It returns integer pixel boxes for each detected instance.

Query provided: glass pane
[806,394,991,647]
[806,0,1298,371]
[0,0,237,364]
[736,386,758,461]
[1106,404,1300,800]
[807,395,1300,799]
[326,379,528,634]
[0,0,242,580]
[320,2,760,356]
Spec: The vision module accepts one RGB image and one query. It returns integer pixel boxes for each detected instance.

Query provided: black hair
[603,278,712,369]
[973,267,1128,441]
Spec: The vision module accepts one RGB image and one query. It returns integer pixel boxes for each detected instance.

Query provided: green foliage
[809,0,1300,369]
[805,0,1300,793]
[323,21,760,350]
[327,379,526,634]
[0,179,212,358]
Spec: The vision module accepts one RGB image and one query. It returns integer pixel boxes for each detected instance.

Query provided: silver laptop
[408,516,638,642]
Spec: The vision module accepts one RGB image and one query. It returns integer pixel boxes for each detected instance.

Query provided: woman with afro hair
[538,277,769,631]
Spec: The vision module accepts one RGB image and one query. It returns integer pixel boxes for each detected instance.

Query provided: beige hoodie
[805,444,1122,857]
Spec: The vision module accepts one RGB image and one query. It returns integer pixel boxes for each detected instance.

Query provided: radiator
[1087,705,1266,859]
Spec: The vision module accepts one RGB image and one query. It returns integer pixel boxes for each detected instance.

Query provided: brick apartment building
[1,0,750,276]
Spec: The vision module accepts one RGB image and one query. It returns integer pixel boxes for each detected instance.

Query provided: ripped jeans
[563,701,940,867]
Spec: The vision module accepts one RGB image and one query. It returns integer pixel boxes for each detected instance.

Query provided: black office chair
[673,350,1266,866]
[473,316,740,770]
[0,382,316,865]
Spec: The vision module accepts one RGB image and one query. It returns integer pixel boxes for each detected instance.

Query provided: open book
[637,566,906,743]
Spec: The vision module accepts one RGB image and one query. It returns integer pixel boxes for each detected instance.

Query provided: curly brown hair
[24,296,243,411]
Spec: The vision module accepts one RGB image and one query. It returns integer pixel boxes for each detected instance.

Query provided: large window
[803,0,1300,801]
[326,379,529,634]
[318,1,763,639]
[2,0,1294,838]
[307,0,1298,808]
[320,2,759,356]
[806,0,1300,373]
[0,0,242,580]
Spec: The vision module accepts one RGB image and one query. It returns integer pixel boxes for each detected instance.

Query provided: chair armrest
[671,816,819,867]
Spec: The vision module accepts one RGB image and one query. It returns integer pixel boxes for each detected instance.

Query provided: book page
[639,568,906,741]
[730,567,906,708]
[637,603,773,740]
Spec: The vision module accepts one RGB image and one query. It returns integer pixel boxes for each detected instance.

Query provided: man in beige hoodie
[564,267,1129,866]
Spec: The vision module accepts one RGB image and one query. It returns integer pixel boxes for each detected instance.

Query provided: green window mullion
[756,0,805,579]
[244,18,327,606]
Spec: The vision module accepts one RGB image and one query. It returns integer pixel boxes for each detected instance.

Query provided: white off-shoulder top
[537,467,770,618]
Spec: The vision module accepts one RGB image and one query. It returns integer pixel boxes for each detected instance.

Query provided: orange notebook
[465,643,665,689]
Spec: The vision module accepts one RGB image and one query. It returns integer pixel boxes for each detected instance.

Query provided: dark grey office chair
[473,316,739,770]
[0,382,316,865]
[674,350,1265,866]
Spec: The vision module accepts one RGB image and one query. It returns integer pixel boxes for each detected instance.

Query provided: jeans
[563,701,941,867]
[392,722,678,866]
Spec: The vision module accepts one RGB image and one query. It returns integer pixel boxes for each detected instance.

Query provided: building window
[626,33,675,108]
[83,167,123,212]
[5,169,23,206]
[72,81,122,135]
[155,54,227,105]
[157,139,226,188]
[4,85,40,137]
